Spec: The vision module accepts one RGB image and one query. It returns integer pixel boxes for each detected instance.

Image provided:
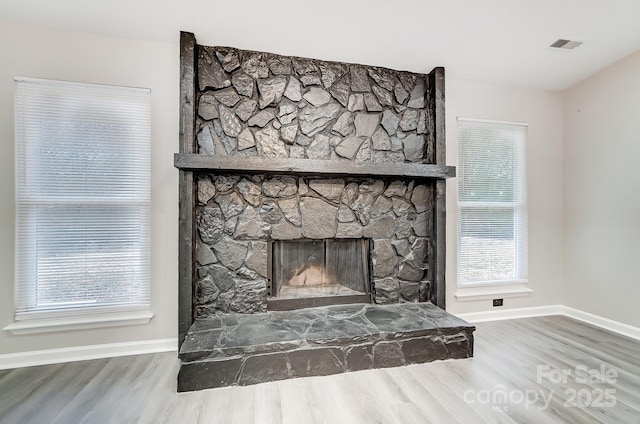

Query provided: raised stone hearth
[178,302,475,391]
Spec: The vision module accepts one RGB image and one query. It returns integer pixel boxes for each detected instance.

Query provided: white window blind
[14,77,151,320]
[457,118,527,286]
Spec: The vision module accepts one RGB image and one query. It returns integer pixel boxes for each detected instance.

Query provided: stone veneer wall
[194,174,434,317]
[192,43,438,317]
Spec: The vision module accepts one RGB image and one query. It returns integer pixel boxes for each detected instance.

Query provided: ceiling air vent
[550,39,583,50]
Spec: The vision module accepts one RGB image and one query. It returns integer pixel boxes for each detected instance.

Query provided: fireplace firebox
[268,239,371,310]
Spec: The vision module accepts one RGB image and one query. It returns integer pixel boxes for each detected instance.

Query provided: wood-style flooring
[1,315,639,423]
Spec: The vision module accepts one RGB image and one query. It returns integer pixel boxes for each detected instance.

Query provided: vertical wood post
[178,31,197,348]
[430,67,447,309]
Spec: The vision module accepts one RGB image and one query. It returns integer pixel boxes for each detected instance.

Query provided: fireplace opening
[267,239,371,310]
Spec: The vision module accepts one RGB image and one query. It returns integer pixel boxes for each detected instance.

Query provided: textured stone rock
[259,200,283,224]
[248,108,276,127]
[211,237,248,271]
[196,276,220,305]
[215,47,240,72]
[309,179,344,201]
[372,85,393,107]
[267,56,292,75]
[229,280,267,313]
[257,77,288,109]
[407,80,426,108]
[307,134,331,159]
[392,239,411,257]
[300,197,337,238]
[278,197,301,226]
[417,111,427,135]
[241,52,269,79]
[372,151,405,163]
[270,218,303,239]
[198,47,231,90]
[292,57,319,75]
[347,94,365,112]
[277,103,297,125]
[197,126,215,155]
[198,94,218,120]
[196,243,217,266]
[354,113,380,137]
[336,222,363,238]
[351,193,374,225]
[319,62,346,89]
[298,102,342,137]
[281,124,298,144]
[197,177,216,204]
[245,241,268,277]
[391,137,404,151]
[295,134,312,146]
[392,197,412,216]
[236,267,260,280]
[350,66,370,92]
[373,240,398,278]
[337,206,356,223]
[234,99,256,122]
[209,121,236,155]
[398,73,417,92]
[394,83,409,104]
[374,278,400,304]
[255,125,288,158]
[234,207,269,239]
[371,196,392,218]
[355,140,371,161]
[364,216,396,238]
[213,87,241,108]
[384,181,407,197]
[300,75,321,87]
[371,127,391,151]
[216,192,245,218]
[218,105,242,138]
[263,176,297,197]
[341,182,359,205]
[359,180,385,196]
[237,128,255,151]
[413,212,430,237]
[237,178,261,206]
[381,110,400,135]
[198,206,224,244]
[283,76,302,102]
[303,87,332,106]
[224,215,238,235]
[289,145,304,158]
[208,264,235,291]
[395,216,413,239]
[403,134,425,162]
[398,262,425,281]
[214,175,241,193]
[367,68,395,91]
[363,93,382,112]
[411,184,429,213]
[399,109,419,132]
[335,136,363,160]
[332,111,354,136]
[329,77,350,107]
[231,73,254,98]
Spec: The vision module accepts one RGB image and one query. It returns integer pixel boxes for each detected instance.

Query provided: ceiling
[2,0,640,91]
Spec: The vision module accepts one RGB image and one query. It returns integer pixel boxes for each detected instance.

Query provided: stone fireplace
[174,32,474,391]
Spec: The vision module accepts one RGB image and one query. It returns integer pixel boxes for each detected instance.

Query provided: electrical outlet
[493,298,504,307]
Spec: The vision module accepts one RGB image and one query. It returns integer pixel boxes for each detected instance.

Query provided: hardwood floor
[1,315,639,424]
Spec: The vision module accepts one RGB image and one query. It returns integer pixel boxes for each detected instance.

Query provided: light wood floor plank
[1,315,639,424]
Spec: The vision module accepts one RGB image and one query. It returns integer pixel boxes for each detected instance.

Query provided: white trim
[455,287,533,301]
[456,116,529,127]
[455,305,640,342]
[3,310,154,335]
[562,306,640,341]
[456,305,563,323]
[0,338,177,370]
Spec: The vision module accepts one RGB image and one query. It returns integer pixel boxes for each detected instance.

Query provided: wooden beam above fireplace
[174,154,456,180]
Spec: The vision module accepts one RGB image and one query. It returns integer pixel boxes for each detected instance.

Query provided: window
[456,118,527,286]
[9,78,151,333]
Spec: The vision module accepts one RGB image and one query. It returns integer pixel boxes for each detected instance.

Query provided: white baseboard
[0,338,178,370]
[456,305,564,323]
[457,305,640,341]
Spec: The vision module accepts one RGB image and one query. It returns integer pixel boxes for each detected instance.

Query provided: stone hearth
[178,302,475,391]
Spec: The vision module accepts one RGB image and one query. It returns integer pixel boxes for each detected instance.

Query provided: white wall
[445,78,565,314]
[563,50,640,327]
[0,20,179,354]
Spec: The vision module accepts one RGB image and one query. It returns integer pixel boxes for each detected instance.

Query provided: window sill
[455,282,532,302]
[3,309,154,335]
